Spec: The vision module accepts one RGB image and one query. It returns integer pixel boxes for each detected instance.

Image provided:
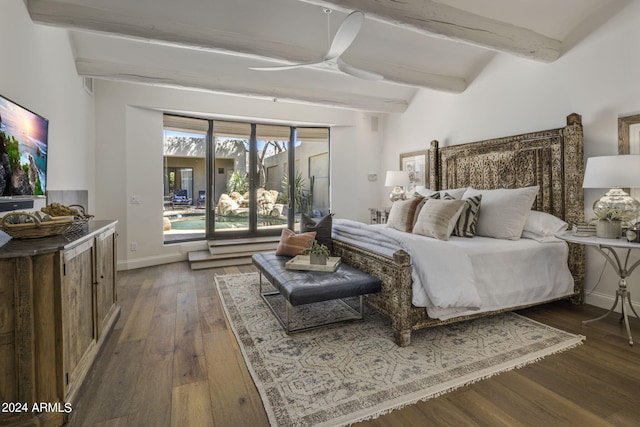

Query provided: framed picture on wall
[618,114,640,201]
[399,150,429,195]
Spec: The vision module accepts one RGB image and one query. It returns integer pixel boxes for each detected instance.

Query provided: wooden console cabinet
[0,221,119,427]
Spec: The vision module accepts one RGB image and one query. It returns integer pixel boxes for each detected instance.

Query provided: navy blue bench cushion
[252,252,382,306]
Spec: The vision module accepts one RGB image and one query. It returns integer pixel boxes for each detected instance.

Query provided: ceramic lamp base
[389,186,406,202]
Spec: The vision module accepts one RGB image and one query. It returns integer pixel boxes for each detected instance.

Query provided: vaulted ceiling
[27,0,628,113]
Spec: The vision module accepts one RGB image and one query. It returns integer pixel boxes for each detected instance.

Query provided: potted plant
[303,239,331,265]
[592,206,635,238]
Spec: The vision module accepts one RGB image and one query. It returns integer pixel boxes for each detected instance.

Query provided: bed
[332,113,585,346]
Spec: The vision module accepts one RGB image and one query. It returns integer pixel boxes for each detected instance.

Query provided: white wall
[94,81,383,270]
[384,1,640,311]
[331,113,384,219]
[0,1,95,208]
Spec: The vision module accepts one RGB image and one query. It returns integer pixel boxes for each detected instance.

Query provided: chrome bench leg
[254,261,373,335]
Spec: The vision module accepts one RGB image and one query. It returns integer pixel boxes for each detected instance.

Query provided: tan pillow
[386,197,424,233]
[412,199,466,241]
[275,228,317,256]
[412,193,440,229]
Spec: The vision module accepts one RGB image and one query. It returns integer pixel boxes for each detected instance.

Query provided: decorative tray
[285,255,341,272]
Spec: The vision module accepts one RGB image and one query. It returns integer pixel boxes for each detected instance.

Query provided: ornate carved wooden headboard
[428,113,585,300]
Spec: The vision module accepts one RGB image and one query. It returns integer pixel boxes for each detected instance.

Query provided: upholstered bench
[252,252,382,334]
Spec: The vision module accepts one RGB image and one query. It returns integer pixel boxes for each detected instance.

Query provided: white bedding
[332,219,574,320]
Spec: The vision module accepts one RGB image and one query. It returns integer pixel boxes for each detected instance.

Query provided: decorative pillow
[275,228,316,256]
[412,199,466,241]
[439,187,467,199]
[386,197,424,233]
[462,186,539,240]
[412,193,440,228]
[301,213,333,251]
[416,188,438,198]
[443,193,482,237]
[521,210,568,242]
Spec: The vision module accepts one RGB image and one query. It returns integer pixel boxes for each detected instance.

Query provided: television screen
[0,94,48,197]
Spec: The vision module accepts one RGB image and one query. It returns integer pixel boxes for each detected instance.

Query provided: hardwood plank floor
[66,262,640,427]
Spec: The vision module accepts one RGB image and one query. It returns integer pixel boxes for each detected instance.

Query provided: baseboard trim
[190,256,254,269]
[118,253,187,271]
[584,291,639,313]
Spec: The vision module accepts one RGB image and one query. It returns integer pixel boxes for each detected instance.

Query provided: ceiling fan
[249,10,383,81]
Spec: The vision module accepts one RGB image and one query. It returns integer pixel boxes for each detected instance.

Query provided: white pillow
[521,210,568,242]
[439,187,467,199]
[412,199,466,241]
[462,186,539,240]
[416,187,467,199]
[416,188,438,198]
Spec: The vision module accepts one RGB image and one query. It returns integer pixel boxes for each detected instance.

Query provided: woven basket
[1,205,93,239]
[65,204,93,233]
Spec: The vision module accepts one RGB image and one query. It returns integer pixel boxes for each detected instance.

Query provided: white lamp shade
[582,155,640,188]
[385,171,410,187]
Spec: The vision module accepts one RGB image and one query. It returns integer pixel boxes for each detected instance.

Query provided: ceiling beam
[75,58,409,113]
[26,0,311,64]
[298,0,563,62]
[26,0,465,92]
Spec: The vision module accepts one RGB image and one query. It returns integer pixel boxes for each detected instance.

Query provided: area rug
[215,273,584,427]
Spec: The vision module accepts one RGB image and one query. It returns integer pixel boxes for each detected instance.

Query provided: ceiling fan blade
[249,63,313,71]
[325,11,364,61]
[337,60,384,81]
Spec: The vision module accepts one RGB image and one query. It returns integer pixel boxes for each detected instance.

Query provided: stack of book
[572,223,597,235]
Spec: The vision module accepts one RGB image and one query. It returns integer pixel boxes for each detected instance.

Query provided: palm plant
[226,170,249,194]
[280,171,308,213]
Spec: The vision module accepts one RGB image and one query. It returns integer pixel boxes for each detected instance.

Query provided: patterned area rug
[215,273,584,427]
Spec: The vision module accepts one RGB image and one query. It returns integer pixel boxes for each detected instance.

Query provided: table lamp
[582,155,640,236]
[385,171,410,202]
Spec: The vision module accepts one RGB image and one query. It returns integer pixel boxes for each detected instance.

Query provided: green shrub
[226,170,249,194]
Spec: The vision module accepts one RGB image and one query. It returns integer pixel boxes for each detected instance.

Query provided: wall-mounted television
[0,94,48,197]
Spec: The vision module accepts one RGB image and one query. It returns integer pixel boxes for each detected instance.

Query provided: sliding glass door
[162,116,208,243]
[163,114,329,243]
[210,122,291,238]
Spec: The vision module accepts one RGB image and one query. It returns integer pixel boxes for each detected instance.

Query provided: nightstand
[557,231,640,345]
[369,208,390,224]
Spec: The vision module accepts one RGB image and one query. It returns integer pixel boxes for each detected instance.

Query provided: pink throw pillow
[275,228,317,256]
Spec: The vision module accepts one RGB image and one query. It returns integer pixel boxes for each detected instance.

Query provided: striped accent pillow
[443,193,482,237]
[386,197,425,233]
[275,228,317,256]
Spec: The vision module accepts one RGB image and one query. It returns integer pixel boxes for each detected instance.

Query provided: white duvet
[332,219,574,320]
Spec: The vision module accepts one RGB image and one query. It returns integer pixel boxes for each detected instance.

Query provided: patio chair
[171,189,191,208]
[197,190,206,208]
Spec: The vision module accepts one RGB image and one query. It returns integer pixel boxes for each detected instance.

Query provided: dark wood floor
[66,262,640,427]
